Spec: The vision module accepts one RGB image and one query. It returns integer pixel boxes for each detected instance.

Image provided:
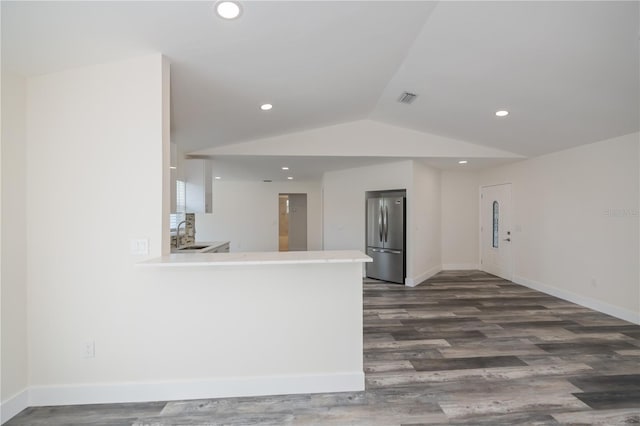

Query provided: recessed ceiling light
[458,160,468,164]
[260,103,273,111]
[495,110,509,117]
[215,176,222,180]
[215,1,242,19]
[287,176,293,180]
[281,166,289,170]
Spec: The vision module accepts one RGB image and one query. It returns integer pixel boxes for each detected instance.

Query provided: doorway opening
[278,193,308,251]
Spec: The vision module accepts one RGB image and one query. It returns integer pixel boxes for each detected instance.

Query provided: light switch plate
[130,239,149,255]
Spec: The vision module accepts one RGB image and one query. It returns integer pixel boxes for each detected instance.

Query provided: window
[492,201,499,248]
[170,180,187,230]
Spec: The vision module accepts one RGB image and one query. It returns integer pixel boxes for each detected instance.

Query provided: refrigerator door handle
[378,204,383,242]
[386,249,402,254]
[384,205,389,242]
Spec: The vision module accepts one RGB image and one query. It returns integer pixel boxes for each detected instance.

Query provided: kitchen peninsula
[138,250,371,399]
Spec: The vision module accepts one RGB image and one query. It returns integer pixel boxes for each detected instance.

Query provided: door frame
[479,183,513,281]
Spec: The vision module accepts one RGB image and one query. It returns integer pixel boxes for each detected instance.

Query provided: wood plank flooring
[7,270,640,425]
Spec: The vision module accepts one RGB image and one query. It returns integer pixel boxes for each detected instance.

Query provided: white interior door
[480,183,513,280]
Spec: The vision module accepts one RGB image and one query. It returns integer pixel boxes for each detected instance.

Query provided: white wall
[441,169,480,269]
[194,180,322,252]
[15,53,364,411]
[323,160,412,252]
[479,133,639,322]
[1,71,29,422]
[322,160,442,285]
[26,55,168,387]
[410,161,442,285]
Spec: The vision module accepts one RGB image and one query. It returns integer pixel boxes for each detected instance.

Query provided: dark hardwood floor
[7,270,640,425]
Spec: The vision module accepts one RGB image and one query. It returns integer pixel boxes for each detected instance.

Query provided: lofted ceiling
[372,1,640,157]
[3,1,639,162]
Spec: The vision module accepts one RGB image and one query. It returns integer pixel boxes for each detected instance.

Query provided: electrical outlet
[130,239,149,255]
[83,341,95,358]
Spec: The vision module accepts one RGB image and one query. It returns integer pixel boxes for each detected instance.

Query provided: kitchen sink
[177,245,211,250]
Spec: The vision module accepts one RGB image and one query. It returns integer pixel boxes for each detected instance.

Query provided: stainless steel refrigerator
[366,194,406,284]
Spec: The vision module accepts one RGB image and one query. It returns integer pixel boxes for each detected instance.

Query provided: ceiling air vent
[398,92,418,104]
[263,179,272,183]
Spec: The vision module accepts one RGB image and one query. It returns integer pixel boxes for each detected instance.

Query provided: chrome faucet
[176,220,187,249]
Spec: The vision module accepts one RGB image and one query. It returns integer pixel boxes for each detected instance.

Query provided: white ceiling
[3,1,639,161]
[372,1,640,157]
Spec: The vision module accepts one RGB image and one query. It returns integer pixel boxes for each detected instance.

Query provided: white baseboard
[513,275,640,325]
[1,389,29,424]
[405,265,442,287]
[442,263,479,270]
[28,371,365,407]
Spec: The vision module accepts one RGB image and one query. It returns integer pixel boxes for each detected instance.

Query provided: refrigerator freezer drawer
[366,247,404,284]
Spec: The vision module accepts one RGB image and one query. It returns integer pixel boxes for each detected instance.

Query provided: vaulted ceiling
[3,1,639,158]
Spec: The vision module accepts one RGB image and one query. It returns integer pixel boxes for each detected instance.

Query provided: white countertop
[139,250,372,267]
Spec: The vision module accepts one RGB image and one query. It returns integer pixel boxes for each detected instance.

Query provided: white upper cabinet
[185,158,213,214]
